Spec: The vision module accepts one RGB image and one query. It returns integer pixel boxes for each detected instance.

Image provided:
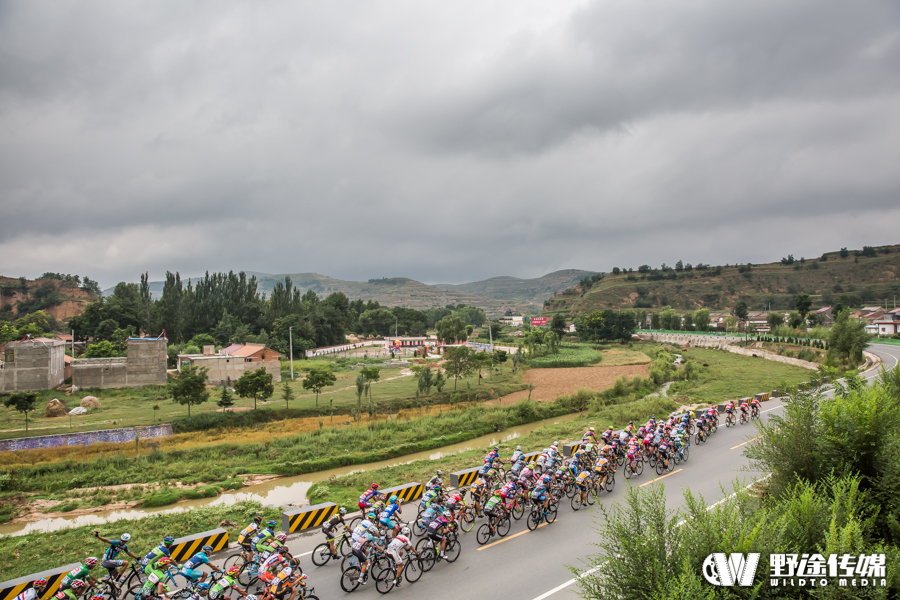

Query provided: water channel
[0,412,580,537]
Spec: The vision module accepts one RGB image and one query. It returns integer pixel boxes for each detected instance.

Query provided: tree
[360,366,381,400]
[217,384,235,412]
[839,247,849,258]
[550,314,567,337]
[794,293,812,319]
[724,315,738,333]
[234,367,275,410]
[354,373,366,422]
[281,381,295,409]
[301,365,336,409]
[788,311,804,329]
[650,313,661,329]
[682,311,694,331]
[443,345,476,390]
[674,260,683,272]
[488,321,503,340]
[731,301,749,322]
[84,340,120,358]
[416,366,434,395]
[3,392,38,432]
[658,308,680,331]
[434,371,446,393]
[473,352,493,384]
[169,365,210,417]
[358,308,396,336]
[435,315,467,344]
[693,308,710,332]
[828,308,868,367]
[612,267,621,275]
[638,265,651,273]
[189,333,216,349]
[767,312,785,329]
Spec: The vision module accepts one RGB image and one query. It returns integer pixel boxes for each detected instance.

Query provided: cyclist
[258,547,290,586]
[259,532,288,561]
[574,468,590,505]
[425,509,451,559]
[61,558,102,591]
[498,480,517,505]
[208,566,246,600]
[546,446,563,472]
[141,536,176,576]
[139,557,175,599]
[426,470,444,491]
[510,445,524,463]
[93,530,139,580]
[352,511,379,542]
[534,448,550,474]
[419,485,442,511]
[657,437,671,469]
[386,526,419,587]
[357,483,382,512]
[15,579,47,600]
[740,399,749,421]
[181,544,222,585]
[188,582,210,600]
[582,426,598,444]
[321,507,348,559]
[445,492,463,521]
[626,437,640,473]
[418,502,440,532]
[519,461,536,482]
[350,527,383,585]
[268,570,305,600]
[250,521,277,557]
[750,397,761,416]
[469,476,487,517]
[725,400,735,422]
[54,580,86,600]
[237,515,263,557]
[482,490,505,526]
[532,474,554,512]
[601,427,615,444]
[378,495,403,537]
[484,446,500,464]
[594,454,611,487]
[509,455,527,479]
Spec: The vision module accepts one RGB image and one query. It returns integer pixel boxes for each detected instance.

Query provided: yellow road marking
[476,522,547,551]
[639,468,683,487]
[731,435,762,450]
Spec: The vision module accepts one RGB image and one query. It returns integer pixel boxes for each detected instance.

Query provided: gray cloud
[1,0,899,288]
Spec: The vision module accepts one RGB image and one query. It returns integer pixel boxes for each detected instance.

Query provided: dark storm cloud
[1,0,899,287]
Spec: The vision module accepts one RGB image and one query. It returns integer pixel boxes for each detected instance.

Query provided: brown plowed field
[499,363,651,404]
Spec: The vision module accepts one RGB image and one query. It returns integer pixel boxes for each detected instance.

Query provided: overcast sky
[2,0,899,288]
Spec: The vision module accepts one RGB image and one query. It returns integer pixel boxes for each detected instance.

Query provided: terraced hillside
[544,245,900,316]
[435,269,597,305]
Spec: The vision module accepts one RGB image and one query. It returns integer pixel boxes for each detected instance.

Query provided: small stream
[0,412,579,537]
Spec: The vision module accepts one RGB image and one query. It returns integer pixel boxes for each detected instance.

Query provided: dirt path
[498,363,651,404]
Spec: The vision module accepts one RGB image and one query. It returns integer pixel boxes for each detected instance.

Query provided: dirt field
[499,363,651,403]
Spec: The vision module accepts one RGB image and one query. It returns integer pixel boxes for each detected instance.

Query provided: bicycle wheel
[341,552,360,573]
[348,515,362,531]
[648,452,657,468]
[623,463,633,479]
[405,557,424,583]
[338,536,352,557]
[547,506,558,523]
[617,452,626,467]
[655,459,665,476]
[511,501,525,521]
[635,460,644,475]
[605,472,615,492]
[373,559,394,595]
[496,517,511,537]
[127,584,147,600]
[412,519,426,537]
[740,414,747,425]
[586,484,598,505]
[682,446,689,462]
[311,543,332,567]
[444,539,461,563]
[571,493,582,511]
[694,432,702,445]
[460,508,476,533]
[237,563,258,587]
[420,548,436,572]
[340,567,361,593]
[222,554,246,573]
[565,481,576,498]
[712,419,718,433]
[526,511,540,531]
[476,524,492,545]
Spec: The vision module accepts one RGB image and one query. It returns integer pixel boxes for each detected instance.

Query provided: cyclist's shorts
[531,490,547,501]
[379,518,395,529]
[427,531,444,543]
[322,525,336,540]
[388,549,405,565]
[102,559,124,572]
[181,568,203,581]
[357,501,369,510]
[352,548,367,563]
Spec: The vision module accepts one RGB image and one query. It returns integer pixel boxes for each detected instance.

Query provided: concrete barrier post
[170,528,229,562]
[283,503,338,535]
[0,565,80,600]
[380,482,424,503]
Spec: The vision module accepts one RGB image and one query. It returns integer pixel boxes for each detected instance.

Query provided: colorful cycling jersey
[323,513,344,531]
[54,591,76,600]
[64,565,89,585]
[260,553,284,574]
[483,495,502,512]
[359,488,379,504]
[419,506,438,526]
[471,477,486,491]
[425,517,447,535]
[251,529,274,547]
[740,401,749,409]
[387,534,412,555]
[273,565,297,584]
[420,489,439,507]
[510,450,523,462]
[183,551,210,571]
[352,519,377,541]
[238,522,259,543]
[520,467,534,480]
[142,544,172,567]
[500,482,517,497]
[484,450,499,462]
[209,575,235,600]
[103,540,129,562]
[575,471,590,486]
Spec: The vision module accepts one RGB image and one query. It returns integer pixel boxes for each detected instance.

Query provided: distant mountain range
[105,269,597,317]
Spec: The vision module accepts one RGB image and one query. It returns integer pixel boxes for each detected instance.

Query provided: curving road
[268,343,900,600]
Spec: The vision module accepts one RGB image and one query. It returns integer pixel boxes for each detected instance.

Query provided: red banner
[530,317,548,326]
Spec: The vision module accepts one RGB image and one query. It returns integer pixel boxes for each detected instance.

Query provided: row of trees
[575,310,640,342]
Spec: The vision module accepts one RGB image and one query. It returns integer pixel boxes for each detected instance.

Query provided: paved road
[269,343,900,600]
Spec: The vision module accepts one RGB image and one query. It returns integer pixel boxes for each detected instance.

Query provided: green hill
[544,245,900,317]
[435,269,597,305]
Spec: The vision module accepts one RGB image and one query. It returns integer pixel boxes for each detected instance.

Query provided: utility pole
[289,326,294,381]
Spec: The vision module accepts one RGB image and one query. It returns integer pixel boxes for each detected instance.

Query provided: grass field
[0,358,524,440]
[667,347,813,403]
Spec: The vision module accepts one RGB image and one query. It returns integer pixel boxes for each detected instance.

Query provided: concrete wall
[0,424,172,452]
[0,339,66,393]
[648,333,819,371]
[72,339,167,389]
[183,355,282,384]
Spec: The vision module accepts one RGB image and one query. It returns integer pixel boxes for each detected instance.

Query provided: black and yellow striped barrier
[0,563,79,600]
[754,392,771,402]
[283,502,338,535]
[381,482,423,503]
[170,528,229,562]
[451,467,481,488]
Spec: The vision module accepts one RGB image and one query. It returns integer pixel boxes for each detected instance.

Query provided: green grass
[667,347,812,403]
[527,342,605,368]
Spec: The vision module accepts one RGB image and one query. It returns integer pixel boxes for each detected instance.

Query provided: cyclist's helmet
[436,470,443,476]
[516,445,522,451]
[339,507,347,515]
[85,557,99,567]
[163,536,175,545]
[120,533,131,542]
[70,581,87,591]
[254,515,263,523]
[433,485,441,493]
[494,446,499,451]
[275,533,287,543]
[196,583,211,593]
[442,509,452,518]
[32,579,48,589]
[389,495,398,503]
[202,545,213,553]
[371,483,379,489]
[227,566,241,576]
[400,526,411,537]
[157,558,173,567]
[527,462,535,469]
[90,595,104,600]
[279,546,289,554]
[267,520,277,528]
[589,427,595,432]
[367,512,377,520]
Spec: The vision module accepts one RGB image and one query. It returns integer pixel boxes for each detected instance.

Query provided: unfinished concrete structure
[0,338,66,393]
[72,338,167,389]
